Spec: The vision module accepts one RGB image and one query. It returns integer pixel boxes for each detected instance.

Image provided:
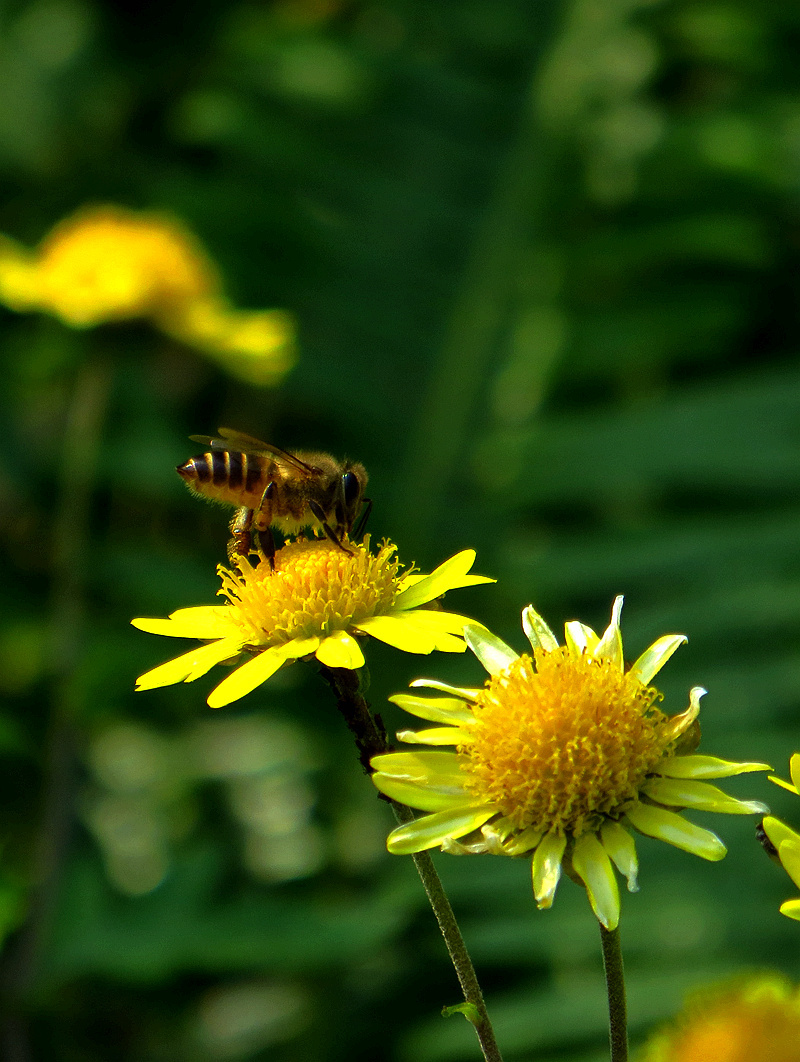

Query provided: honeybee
[177,428,370,565]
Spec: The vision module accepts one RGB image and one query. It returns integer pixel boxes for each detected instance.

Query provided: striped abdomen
[176,450,270,508]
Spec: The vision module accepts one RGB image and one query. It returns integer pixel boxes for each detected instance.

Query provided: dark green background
[2,0,800,1058]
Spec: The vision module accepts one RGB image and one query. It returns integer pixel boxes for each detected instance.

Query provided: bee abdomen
[177,450,265,506]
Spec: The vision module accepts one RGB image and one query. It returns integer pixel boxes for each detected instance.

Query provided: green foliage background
[2,0,800,1058]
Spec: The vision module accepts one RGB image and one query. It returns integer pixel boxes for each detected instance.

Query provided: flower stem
[599,923,628,1062]
[320,665,504,1062]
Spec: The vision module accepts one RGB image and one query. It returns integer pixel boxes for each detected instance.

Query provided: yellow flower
[371,598,769,930]
[132,539,493,709]
[0,205,294,383]
[636,974,800,1062]
[762,754,800,921]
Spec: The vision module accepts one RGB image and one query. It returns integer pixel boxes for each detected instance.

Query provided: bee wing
[188,428,319,475]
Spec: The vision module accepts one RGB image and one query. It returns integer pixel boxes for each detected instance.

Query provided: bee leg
[258,527,277,570]
[229,506,254,559]
[352,498,372,540]
[309,500,353,555]
[253,481,277,569]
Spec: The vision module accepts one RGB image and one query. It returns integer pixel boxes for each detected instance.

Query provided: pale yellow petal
[790,753,800,791]
[371,775,471,812]
[532,831,566,909]
[779,898,800,920]
[131,605,238,639]
[564,621,599,658]
[396,727,469,746]
[386,805,497,854]
[388,693,475,726]
[600,821,639,893]
[315,630,364,668]
[624,803,726,861]
[658,755,771,779]
[572,832,620,931]
[762,816,800,855]
[778,839,800,891]
[370,750,466,787]
[409,678,482,700]
[521,605,560,654]
[771,776,800,795]
[502,825,543,856]
[594,596,624,669]
[463,623,518,675]
[135,638,243,691]
[641,777,768,815]
[630,634,687,685]
[207,646,288,708]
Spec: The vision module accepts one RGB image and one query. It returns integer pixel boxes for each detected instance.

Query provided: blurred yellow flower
[636,974,800,1062]
[372,599,769,930]
[0,205,294,384]
[762,754,800,920]
[132,539,493,709]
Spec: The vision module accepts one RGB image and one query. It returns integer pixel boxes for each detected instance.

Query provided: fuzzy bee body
[177,428,369,563]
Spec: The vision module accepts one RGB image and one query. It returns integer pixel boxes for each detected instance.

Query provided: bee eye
[341,471,361,508]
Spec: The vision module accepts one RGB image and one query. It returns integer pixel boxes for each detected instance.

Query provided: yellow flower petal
[521,605,560,653]
[572,832,620,930]
[630,634,687,685]
[207,646,288,708]
[641,777,769,815]
[388,693,474,726]
[371,750,466,787]
[779,898,800,920]
[762,816,800,851]
[392,550,491,610]
[371,775,470,812]
[658,754,772,779]
[357,615,464,654]
[396,727,470,746]
[386,805,496,854]
[315,630,365,669]
[790,753,800,791]
[463,623,519,676]
[131,605,237,639]
[532,831,566,909]
[600,821,639,893]
[625,803,726,861]
[135,638,243,691]
[409,678,483,700]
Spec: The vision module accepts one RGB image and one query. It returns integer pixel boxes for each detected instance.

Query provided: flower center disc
[462,648,674,837]
[219,537,400,646]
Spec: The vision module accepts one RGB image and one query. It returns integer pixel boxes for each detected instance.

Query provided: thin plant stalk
[321,665,504,1062]
[599,923,628,1062]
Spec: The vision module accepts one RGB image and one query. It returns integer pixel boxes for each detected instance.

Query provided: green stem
[599,923,628,1062]
[320,666,504,1062]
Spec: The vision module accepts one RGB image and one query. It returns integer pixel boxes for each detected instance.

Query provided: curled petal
[502,825,543,856]
[572,832,620,930]
[564,621,599,658]
[663,687,705,742]
[641,777,769,815]
[630,634,687,685]
[658,755,771,779]
[463,624,518,675]
[625,803,726,861]
[594,596,624,669]
[522,605,560,654]
[532,831,566,909]
[386,805,496,854]
[315,630,364,668]
[600,821,639,893]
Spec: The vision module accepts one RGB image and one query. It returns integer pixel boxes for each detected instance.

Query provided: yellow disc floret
[462,647,674,837]
[219,538,402,648]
